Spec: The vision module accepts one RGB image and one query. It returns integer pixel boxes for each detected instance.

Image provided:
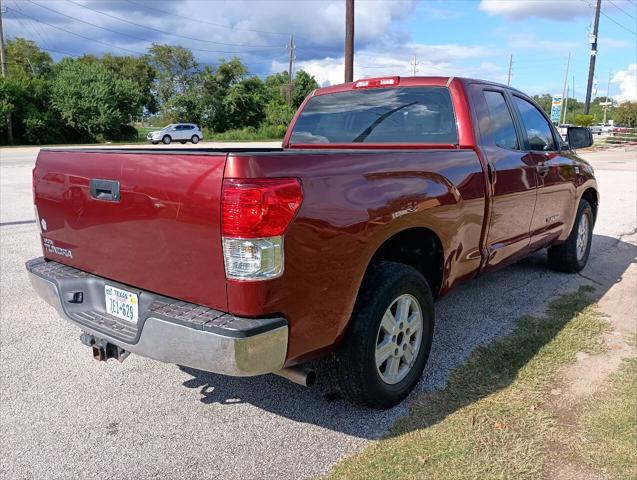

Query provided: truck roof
[312,76,524,97]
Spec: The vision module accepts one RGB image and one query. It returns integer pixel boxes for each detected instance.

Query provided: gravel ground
[1,145,635,479]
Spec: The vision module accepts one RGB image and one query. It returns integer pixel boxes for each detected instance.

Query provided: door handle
[536,164,550,177]
[90,179,120,201]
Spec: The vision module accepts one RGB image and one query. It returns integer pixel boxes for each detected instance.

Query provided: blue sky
[4,0,636,100]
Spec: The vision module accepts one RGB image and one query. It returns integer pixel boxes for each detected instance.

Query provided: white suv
[147,124,203,145]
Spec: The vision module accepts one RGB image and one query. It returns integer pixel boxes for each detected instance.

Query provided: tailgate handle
[90,179,120,202]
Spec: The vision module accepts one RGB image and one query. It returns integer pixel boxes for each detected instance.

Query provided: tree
[148,44,199,114]
[50,60,141,140]
[532,94,552,115]
[614,101,637,127]
[292,70,319,108]
[573,114,595,127]
[6,38,52,77]
[199,58,249,131]
[222,76,266,129]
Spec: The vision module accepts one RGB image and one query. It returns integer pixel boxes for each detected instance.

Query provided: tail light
[221,178,303,281]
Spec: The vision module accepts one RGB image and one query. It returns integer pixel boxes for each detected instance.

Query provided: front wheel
[548,199,593,272]
[326,261,434,409]
[162,135,171,145]
[191,135,200,144]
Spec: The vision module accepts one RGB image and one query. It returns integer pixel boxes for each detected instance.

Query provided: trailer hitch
[80,333,130,363]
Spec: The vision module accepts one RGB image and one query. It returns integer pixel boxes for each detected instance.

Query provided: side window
[512,96,556,151]
[483,90,519,150]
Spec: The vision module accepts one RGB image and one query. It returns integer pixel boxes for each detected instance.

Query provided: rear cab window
[290,87,458,145]
[482,90,519,150]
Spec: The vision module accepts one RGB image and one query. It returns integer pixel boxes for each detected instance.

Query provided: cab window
[512,96,556,151]
[483,90,519,150]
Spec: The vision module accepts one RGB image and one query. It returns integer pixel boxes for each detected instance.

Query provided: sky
[3,0,637,101]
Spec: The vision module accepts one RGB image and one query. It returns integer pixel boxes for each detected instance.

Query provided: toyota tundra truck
[26,76,597,409]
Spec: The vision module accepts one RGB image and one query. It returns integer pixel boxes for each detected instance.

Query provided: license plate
[104,285,139,324]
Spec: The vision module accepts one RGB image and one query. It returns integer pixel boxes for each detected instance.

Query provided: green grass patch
[328,286,611,480]
[579,357,637,479]
[205,125,286,142]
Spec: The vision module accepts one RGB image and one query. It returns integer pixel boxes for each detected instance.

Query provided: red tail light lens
[222,178,303,238]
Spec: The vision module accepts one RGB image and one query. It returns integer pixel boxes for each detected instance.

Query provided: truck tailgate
[33,149,228,311]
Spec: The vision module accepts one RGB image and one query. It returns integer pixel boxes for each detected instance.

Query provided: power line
[580,0,637,35]
[66,0,281,49]
[607,0,637,20]
[10,0,51,50]
[123,0,307,40]
[600,7,637,34]
[25,0,285,56]
[8,7,145,54]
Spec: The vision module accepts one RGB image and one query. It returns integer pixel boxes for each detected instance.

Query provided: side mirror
[567,126,593,149]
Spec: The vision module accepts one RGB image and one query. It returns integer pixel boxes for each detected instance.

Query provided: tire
[191,135,200,144]
[151,141,158,145]
[162,135,171,145]
[180,140,187,144]
[326,261,434,409]
[548,199,593,273]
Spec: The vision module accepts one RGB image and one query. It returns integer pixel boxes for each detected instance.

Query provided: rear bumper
[26,257,288,376]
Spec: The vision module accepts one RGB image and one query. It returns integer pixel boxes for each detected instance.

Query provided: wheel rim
[375,294,423,385]
[576,213,590,261]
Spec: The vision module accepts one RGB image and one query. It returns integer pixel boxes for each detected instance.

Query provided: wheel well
[369,227,444,297]
[581,188,598,223]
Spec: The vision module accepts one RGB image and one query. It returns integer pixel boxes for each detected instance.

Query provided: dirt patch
[544,235,636,479]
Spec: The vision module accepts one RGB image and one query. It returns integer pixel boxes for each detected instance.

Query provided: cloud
[3,0,415,67]
[479,0,592,21]
[612,64,637,102]
[273,43,505,87]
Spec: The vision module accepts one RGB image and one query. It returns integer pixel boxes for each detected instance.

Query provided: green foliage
[614,101,637,127]
[573,114,595,127]
[6,38,52,77]
[264,101,295,128]
[1,38,319,145]
[50,60,141,140]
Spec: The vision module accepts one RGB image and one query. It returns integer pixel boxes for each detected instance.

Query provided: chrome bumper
[26,258,288,376]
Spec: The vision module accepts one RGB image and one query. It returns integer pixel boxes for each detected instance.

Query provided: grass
[204,125,286,142]
[328,286,612,480]
[579,358,637,479]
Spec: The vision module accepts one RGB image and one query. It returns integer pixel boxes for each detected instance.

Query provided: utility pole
[602,70,612,123]
[287,34,295,107]
[560,52,571,125]
[0,1,13,145]
[507,54,512,86]
[411,55,418,76]
[563,83,570,125]
[584,0,601,114]
[344,0,354,83]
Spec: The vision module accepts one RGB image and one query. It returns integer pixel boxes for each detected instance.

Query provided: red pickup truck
[27,76,597,408]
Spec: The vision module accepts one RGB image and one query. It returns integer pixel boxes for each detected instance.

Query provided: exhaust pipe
[274,366,316,387]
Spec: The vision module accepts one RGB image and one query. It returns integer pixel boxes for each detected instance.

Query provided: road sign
[550,94,563,123]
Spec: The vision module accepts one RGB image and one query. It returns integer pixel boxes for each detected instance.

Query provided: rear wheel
[162,135,171,145]
[326,261,434,409]
[548,199,593,272]
[191,135,200,144]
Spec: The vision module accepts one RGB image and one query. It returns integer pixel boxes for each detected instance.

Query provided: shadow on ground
[178,234,636,439]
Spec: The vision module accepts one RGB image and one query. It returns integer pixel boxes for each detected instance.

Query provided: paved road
[1,145,635,479]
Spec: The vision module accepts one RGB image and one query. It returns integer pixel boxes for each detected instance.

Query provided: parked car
[590,124,603,135]
[147,123,202,144]
[27,76,597,409]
